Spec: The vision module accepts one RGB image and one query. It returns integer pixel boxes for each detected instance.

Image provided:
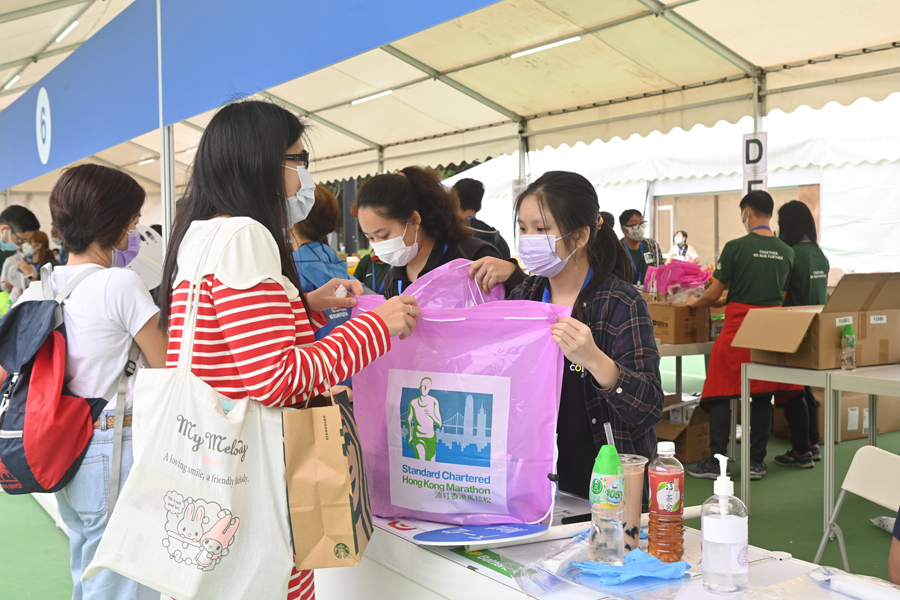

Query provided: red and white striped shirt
[166,219,390,600]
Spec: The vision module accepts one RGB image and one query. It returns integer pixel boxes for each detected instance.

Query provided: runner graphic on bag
[406,378,442,462]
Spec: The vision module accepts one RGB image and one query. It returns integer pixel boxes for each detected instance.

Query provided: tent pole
[343,177,358,255]
[752,75,765,133]
[377,147,384,174]
[517,122,528,182]
[160,124,176,252]
[4,189,9,208]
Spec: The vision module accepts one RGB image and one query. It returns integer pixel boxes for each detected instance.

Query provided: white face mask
[741,210,751,233]
[51,236,63,246]
[284,164,316,226]
[370,222,418,267]
[624,222,647,242]
[517,233,575,278]
[674,236,685,246]
[21,242,36,257]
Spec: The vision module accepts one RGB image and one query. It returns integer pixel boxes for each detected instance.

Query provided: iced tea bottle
[648,441,685,562]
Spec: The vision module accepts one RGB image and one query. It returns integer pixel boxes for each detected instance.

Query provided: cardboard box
[732,273,900,370]
[648,302,711,345]
[773,388,900,443]
[710,317,725,341]
[656,395,709,464]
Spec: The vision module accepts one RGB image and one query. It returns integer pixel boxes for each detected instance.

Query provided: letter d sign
[742,132,766,174]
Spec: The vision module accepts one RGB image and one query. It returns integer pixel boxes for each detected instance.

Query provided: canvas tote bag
[283,347,373,570]
[84,220,294,600]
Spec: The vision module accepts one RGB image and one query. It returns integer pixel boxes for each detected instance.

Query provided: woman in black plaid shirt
[469,171,664,504]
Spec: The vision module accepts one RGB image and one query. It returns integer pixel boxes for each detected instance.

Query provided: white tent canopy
[442,93,900,273]
[2,0,900,193]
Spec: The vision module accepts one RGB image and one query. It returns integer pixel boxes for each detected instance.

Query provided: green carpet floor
[1,355,896,595]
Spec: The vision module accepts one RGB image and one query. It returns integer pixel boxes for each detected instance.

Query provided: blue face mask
[1,227,21,252]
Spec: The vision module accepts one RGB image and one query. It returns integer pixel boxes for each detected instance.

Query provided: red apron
[702,302,803,402]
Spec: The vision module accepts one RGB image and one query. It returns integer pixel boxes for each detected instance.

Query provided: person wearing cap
[452,177,511,260]
[619,209,663,288]
[685,191,800,481]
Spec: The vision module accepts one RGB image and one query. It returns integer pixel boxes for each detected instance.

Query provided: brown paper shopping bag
[283,390,373,570]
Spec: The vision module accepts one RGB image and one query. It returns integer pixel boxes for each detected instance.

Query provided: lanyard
[542,267,594,303]
[751,226,772,232]
[623,240,644,284]
[801,236,811,242]
[372,262,385,294]
[396,243,450,296]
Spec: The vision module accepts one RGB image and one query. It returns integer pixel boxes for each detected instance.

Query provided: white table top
[830,364,900,396]
[360,520,820,600]
[745,363,838,387]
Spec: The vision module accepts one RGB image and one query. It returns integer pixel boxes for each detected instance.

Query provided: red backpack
[0,265,137,513]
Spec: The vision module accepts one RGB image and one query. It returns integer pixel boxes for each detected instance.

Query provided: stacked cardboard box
[648,303,711,345]
[655,394,709,464]
[733,273,900,369]
[773,388,900,443]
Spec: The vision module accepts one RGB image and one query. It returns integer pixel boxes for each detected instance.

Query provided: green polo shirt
[715,232,794,306]
[783,241,829,307]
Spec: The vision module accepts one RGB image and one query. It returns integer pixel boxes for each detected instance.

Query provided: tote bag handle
[177,219,227,371]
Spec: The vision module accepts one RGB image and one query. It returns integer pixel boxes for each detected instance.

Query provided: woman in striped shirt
[158,100,419,600]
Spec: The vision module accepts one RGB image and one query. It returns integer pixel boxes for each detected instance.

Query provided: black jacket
[383,236,525,299]
[466,217,511,260]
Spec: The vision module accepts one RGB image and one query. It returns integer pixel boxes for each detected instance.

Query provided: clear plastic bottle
[841,324,856,371]
[648,441,684,562]
[588,445,625,565]
[701,454,749,594]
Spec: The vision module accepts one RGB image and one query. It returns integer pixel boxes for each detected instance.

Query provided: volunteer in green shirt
[774,200,830,469]
[619,209,663,288]
[685,191,802,481]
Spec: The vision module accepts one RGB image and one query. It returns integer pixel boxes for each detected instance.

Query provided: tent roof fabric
[3,0,900,191]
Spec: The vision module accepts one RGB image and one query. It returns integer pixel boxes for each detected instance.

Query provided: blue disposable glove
[572,549,690,586]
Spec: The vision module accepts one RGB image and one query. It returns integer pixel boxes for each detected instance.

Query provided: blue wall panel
[0,0,158,191]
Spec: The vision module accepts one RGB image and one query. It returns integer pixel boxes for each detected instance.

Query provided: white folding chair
[814,446,900,571]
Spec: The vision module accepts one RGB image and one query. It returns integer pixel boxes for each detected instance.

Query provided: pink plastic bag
[643,261,710,295]
[403,258,506,308]
[352,294,570,525]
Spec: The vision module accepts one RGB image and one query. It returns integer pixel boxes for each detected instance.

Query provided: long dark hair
[159,100,306,330]
[516,171,633,321]
[357,166,471,243]
[778,200,818,247]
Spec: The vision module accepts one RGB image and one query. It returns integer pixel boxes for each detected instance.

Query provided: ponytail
[516,171,634,322]
[358,166,471,243]
[573,220,634,321]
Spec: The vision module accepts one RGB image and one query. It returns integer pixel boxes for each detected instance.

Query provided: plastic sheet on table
[498,533,691,600]
[747,566,900,600]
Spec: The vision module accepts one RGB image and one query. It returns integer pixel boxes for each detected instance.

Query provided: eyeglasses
[283,151,310,167]
[9,230,26,246]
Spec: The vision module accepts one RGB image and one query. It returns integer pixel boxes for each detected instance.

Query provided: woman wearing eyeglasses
[159,100,420,600]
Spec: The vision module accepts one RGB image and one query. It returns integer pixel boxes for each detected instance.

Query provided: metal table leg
[729,399,737,460]
[675,356,683,399]
[870,394,878,447]
[824,378,836,534]
[740,363,751,515]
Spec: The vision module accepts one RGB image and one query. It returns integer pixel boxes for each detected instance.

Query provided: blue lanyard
[751,226,771,232]
[397,243,449,295]
[801,236,811,242]
[372,262,384,294]
[623,240,644,283]
[542,267,593,303]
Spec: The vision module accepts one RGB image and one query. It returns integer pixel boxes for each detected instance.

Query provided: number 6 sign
[35,87,51,165]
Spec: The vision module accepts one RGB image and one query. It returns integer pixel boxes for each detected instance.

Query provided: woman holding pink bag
[157,100,419,600]
[469,171,664,505]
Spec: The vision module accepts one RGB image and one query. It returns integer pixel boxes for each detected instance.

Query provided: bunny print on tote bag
[162,490,240,571]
